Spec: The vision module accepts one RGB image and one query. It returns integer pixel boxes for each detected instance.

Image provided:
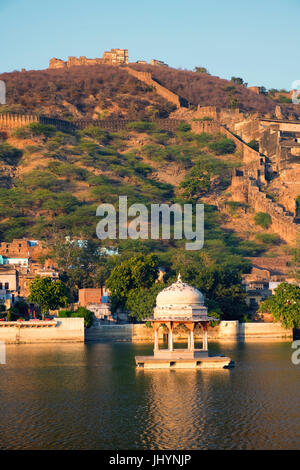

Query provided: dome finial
[177,272,182,282]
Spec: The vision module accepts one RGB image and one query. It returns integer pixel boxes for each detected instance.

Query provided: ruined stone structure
[230,170,300,244]
[125,67,183,107]
[49,48,128,69]
[0,113,38,129]
[191,106,300,245]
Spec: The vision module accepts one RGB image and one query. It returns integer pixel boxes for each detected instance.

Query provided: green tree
[259,283,300,328]
[231,77,244,85]
[125,284,165,321]
[194,67,209,74]
[248,140,259,152]
[254,212,272,229]
[106,254,159,310]
[208,138,236,155]
[29,277,69,315]
[71,307,93,328]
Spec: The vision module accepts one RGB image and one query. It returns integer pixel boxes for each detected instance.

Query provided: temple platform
[135,353,234,369]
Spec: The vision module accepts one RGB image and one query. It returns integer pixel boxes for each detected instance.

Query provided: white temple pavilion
[135,274,233,369]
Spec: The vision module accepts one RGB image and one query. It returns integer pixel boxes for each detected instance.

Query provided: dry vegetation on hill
[0,66,175,120]
[130,64,300,116]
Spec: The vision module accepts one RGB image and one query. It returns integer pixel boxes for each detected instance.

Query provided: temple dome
[156,273,204,307]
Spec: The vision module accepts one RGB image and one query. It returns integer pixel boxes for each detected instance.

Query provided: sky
[0,0,299,89]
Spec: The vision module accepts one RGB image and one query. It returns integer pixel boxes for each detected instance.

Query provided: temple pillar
[190,329,195,351]
[152,322,159,352]
[168,328,173,352]
[202,322,208,351]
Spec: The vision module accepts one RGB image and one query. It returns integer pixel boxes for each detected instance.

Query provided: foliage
[255,233,280,245]
[259,283,300,328]
[254,212,272,228]
[106,254,159,310]
[125,283,165,321]
[247,139,259,151]
[0,143,22,165]
[231,77,244,85]
[177,122,191,132]
[49,237,113,298]
[58,306,93,328]
[14,122,56,139]
[208,137,236,155]
[29,277,69,313]
[71,307,93,328]
[126,121,156,132]
[194,66,209,74]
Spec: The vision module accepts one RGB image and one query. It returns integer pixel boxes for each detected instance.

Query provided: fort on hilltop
[49,48,129,69]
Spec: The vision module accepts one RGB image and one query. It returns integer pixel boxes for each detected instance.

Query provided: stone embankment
[86,321,292,342]
[0,318,84,343]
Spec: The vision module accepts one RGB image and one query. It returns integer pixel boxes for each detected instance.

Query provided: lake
[0,341,299,450]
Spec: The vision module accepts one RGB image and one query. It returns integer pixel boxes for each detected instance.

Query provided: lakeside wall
[0,318,84,344]
[86,321,293,342]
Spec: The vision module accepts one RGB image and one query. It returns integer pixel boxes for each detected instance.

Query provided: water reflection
[0,341,299,449]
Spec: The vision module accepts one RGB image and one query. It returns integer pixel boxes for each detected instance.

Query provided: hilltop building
[49,48,128,69]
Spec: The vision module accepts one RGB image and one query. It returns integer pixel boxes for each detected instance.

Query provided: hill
[1,64,299,121]
[0,66,176,120]
[129,64,300,116]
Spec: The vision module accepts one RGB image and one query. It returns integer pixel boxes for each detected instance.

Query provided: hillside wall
[125,67,181,107]
[231,174,300,244]
[0,113,38,129]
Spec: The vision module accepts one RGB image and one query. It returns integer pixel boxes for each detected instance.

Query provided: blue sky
[1,0,299,89]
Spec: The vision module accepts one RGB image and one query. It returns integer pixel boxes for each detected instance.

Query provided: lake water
[0,341,299,450]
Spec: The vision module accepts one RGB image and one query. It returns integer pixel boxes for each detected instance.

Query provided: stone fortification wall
[125,67,182,108]
[0,112,38,129]
[231,172,300,244]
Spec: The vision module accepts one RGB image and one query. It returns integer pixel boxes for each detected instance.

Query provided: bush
[255,233,279,245]
[0,143,22,165]
[254,212,272,229]
[71,307,93,328]
[248,140,259,151]
[177,122,191,132]
[14,122,56,139]
[209,137,236,155]
[126,121,156,133]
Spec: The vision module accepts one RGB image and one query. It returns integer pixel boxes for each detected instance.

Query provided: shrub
[126,121,156,133]
[209,137,236,155]
[71,307,93,328]
[254,212,272,228]
[248,140,259,151]
[0,143,22,164]
[177,122,191,132]
[255,233,279,245]
[14,122,56,139]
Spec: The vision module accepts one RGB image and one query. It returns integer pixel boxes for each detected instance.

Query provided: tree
[194,67,210,74]
[29,277,69,315]
[208,137,236,155]
[254,212,272,229]
[48,235,113,298]
[247,140,259,152]
[125,284,165,321]
[231,77,244,85]
[259,283,300,328]
[106,254,159,310]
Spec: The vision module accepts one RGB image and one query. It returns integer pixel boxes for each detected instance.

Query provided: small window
[4,282,9,289]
